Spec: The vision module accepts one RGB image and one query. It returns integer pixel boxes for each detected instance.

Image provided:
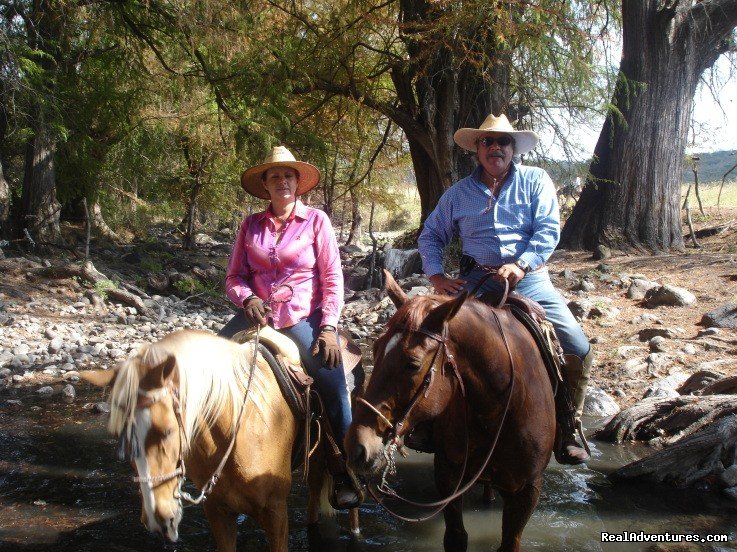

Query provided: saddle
[404,292,567,454]
[231,327,357,489]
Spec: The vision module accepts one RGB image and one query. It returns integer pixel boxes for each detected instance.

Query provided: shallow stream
[1,387,735,551]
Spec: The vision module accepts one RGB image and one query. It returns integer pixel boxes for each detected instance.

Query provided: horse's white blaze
[384,333,402,359]
[133,408,158,532]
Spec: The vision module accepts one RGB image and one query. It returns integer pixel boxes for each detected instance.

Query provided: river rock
[583,387,620,417]
[626,278,659,300]
[642,372,688,399]
[643,284,696,307]
[384,248,423,279]
[700,303,737,329]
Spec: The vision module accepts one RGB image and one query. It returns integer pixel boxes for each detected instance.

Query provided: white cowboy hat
[240,146,321,199]
[453,113,539,155]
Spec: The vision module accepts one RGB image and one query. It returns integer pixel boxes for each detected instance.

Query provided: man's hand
[494,263,525,287]
[311,326,342,369]
[243,296,269,327]
[429,273,466,295]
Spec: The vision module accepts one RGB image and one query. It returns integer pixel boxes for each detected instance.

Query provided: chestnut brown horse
[345,273,555,552]
[82,328,357,551]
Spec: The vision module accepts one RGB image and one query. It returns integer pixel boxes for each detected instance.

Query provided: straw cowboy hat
[240,146,321,199]
[453,113,539,155]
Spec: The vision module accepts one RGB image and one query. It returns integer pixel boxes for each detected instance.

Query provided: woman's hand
[311,326,342,369]
[243,296,269,327]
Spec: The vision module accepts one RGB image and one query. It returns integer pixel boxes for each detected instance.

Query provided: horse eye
[163,427,175,439]
[407,359,422,371]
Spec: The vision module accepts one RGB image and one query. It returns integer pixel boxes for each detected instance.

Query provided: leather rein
[357,307,516,522]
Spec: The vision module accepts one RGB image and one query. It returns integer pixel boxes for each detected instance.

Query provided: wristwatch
[514,259,531,273]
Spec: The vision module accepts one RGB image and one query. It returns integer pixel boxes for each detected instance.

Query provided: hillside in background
[683,150,737,184]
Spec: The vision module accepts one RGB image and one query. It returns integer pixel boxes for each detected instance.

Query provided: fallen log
[31,260,152,316]
[611,414,737,489]
[596,395,737,444]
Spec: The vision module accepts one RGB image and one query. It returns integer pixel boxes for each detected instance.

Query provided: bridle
[356,307,516,522]
[120,326,263,507]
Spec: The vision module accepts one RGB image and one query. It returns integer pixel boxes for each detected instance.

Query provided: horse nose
[351,442,368,468]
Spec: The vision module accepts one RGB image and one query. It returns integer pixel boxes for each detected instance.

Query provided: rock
[720,466,737,488]
[623,358,647,377]
[638,328,676,341]
[383,248,423,280]
[681,344,697,355]
[61,384,76,402]
[724,486,737,502]
[559,268,577,281]
[36,386,54,395]
[567,299,593,320]
[92,402,111,414]
[626,278,659,300]
[630,313,661,325]
[700,303,737,329]
[643,284,696,307]
[583,387,620,417]
[576,279,596,292]
[649,336,668,352]
[617,345,644,358]
[48,337,64,354]
[12,343,30,355]
[642,372,688,399]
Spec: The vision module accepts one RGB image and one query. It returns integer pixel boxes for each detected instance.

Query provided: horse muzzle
[345,424,387,475]
[142,503,182,542]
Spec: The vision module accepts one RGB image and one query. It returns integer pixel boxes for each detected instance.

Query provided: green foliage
[173,276,220,297]
[94,278,117,299]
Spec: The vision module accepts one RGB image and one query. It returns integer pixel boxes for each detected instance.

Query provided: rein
[358,308,516,522]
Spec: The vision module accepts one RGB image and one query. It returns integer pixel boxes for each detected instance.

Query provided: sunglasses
[478,136,513,147]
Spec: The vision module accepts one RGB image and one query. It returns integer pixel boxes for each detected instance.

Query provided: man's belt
[459,254,545,277]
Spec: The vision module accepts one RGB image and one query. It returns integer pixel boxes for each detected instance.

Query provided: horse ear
[383,269,408,307]
[421,292,467,334]
[80,368,118,388]
[158,355,177,386]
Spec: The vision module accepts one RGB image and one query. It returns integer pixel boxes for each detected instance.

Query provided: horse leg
[348,507,360,536]
[254,493,289,552]
[435,456,467,552]
[203,501,238,552]
[497,480,542,552]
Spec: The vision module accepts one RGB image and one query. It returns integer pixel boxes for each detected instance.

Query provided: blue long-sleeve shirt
[418,163,560,276]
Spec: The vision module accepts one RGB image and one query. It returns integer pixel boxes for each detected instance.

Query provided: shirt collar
[256,199,309,223]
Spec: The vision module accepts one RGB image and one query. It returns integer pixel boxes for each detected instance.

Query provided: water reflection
[0,391,735,551]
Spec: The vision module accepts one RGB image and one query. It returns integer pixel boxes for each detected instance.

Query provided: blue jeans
[463,267,590,359]
[218,309,352,449]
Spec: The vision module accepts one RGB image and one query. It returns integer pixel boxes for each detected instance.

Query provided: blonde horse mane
[108,330,271,455]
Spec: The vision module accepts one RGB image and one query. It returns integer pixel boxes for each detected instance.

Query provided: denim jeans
[462,267,590,359]
[218,309,352,449]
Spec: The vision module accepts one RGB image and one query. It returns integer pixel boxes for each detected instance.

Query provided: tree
[560,0,737,252]
[266,0,610,220]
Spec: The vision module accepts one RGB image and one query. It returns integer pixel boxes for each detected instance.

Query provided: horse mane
[386,294,445,333]
[108,330,271,455]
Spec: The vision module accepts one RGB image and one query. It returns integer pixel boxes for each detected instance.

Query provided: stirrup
[329,471,364,510]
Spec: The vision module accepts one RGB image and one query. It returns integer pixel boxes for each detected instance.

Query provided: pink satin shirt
[225,200,344,329]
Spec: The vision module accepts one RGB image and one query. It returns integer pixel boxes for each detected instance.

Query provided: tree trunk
[89,200,121,243]
[389,0,515,222]
[345,188,362,246]
[0,160,10,240]
[560,0,737,252]
[21,105,61,243]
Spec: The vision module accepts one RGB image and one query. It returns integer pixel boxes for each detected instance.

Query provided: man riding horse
[418,113,594,465]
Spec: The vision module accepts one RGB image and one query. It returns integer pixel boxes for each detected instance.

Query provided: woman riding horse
[219,145,361,509]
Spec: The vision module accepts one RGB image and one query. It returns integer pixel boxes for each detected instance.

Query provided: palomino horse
[82,328,357,551]
[345,273,555,552]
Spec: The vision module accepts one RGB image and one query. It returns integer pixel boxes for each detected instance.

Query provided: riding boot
[321,417,364,510]
[554,349,593,465]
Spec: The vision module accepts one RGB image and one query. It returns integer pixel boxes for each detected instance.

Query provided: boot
[331,469,364,510]
[554,349,593,465]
